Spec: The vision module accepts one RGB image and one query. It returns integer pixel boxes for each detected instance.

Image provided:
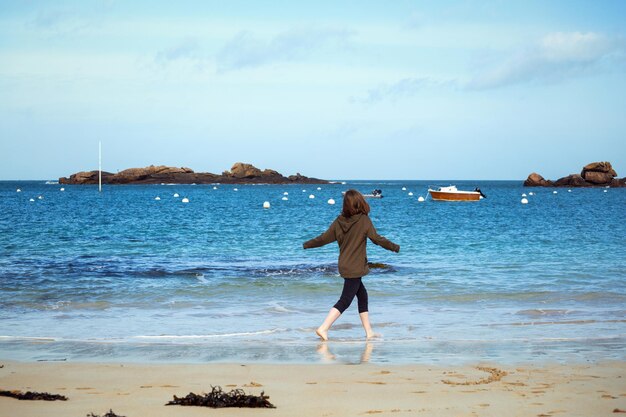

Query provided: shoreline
[1,360,624,416]
[2,335,624,366]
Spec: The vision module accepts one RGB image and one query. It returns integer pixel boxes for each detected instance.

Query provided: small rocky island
[59,162,328,185]
[524,161,626,187]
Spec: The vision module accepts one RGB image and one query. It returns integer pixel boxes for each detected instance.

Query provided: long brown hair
[342,189,370,218]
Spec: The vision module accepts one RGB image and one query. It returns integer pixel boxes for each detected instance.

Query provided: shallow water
[0,180,624,364]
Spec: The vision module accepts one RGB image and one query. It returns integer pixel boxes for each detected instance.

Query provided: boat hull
[428,190,481,201]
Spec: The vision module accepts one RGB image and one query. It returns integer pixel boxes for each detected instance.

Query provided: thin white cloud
[467,32,626,90]
[352,77,458,104]
[216,26,354,72]
[27,2,112,36]
[155,38,202,64]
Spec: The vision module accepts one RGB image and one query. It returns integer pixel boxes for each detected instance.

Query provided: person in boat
[303,189,400,341]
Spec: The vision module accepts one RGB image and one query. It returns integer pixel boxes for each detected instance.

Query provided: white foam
[133,329,283,340]
[0,335,58,342]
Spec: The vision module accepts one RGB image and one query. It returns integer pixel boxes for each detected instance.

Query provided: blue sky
[1,0,625,180]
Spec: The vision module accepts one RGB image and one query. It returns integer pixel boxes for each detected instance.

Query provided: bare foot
[366,332,382,340]
[316,328,328,341]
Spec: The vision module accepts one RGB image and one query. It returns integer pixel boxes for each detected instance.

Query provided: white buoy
[568,189,572,193]
[233,188,238,191]
[341,181,346,185]
[181,197,189,203]
[418,196,425,202]
[60,188,65,192]
[328,198,335,205]
[173,193,179,198]
[263,201,270,208]
[553,191,557,194]
[402,187,407,191]
[38,195,43,200]
[283,192,288,195]
[522,193,527,197]
[155,196,161,200]
[302,189,306,192]
[282,196,288,201]
[29,198,35,202]
[309,194,315,199]
[604,189,608,193]
[408,192,413,196]
[521,198,529,204]
[529,192,534,196]
[16,188,21,192]
[316,187,321,190]
[213,186,217,190]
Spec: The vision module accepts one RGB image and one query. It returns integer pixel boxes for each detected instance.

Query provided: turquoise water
[0,180,624,364]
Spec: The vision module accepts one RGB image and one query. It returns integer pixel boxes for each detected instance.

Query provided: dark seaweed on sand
[166,386,276,408]
[87,410,125,417]
[0,390,68,401]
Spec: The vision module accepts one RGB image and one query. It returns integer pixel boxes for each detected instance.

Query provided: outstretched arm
[366,218,400,253]
[303,221,337,249]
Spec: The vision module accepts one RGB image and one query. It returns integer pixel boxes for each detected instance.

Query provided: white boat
[428,185,486,201]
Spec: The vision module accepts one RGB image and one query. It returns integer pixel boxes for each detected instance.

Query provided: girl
[303,189,400,341]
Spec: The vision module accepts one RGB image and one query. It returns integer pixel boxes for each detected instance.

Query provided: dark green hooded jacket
[303,213,399,278]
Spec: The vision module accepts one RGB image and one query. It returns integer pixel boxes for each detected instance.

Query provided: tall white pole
[99,140,102,192]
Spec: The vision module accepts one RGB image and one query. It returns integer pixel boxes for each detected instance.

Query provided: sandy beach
[1,358,624,417]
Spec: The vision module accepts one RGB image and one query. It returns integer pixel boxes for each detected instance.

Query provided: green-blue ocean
[1,180,624,364]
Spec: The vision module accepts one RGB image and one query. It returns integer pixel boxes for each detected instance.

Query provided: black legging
[334,278,368,314]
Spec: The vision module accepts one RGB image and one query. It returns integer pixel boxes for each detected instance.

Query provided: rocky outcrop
[581,162,617,178]
[59,163,328,185]
[524,161,625,187]
[523,173,553,187]
[60,170,115,185]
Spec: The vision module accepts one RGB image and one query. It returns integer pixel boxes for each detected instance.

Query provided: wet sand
[0,359,625,416]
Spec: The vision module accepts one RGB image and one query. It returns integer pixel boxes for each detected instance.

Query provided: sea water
[0,180,624,364]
